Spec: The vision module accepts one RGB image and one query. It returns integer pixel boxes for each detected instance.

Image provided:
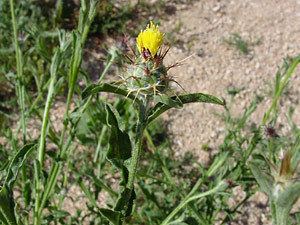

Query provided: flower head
[136,21,164,58]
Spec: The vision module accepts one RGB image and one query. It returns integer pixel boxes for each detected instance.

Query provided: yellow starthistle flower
[136,21,164,58]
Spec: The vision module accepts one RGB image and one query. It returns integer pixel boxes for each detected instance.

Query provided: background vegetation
[1,0,300,225]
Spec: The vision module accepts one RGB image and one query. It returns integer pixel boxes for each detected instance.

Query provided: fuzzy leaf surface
[249,163,274,196]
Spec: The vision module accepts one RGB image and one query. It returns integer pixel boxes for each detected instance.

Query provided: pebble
[197,48,205,57]
[212,4,221,12]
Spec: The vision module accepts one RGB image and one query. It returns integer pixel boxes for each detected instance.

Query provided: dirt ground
[158,0,300,224]
[163,0,300,158]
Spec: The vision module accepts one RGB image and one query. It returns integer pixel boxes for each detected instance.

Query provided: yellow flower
[136,21,164,58]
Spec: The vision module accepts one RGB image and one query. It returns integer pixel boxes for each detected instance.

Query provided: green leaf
[187,181,228,203]
[107,127,132,163]
[73,101,106,144]
[48,209,70,220]
[105,103,125,132]
[0,211,8,225]
[4,143,36,189]
[0,186,17,225]
[184,217,200,225]
[161,181,228,225]
[82,83,139,103]
[67,31,82,104]
[295,212,300,224]
[273,182,300,225]
[148,93,225,123]
[114,188,136,217]
[99,208,121,225]
[138,181,160,208]
[78,178,98,209]
[153,94,183,108]
[119,165,129,187]
[207,152,229,177]
[276,182,300,210]
[249,163,274,196]
[23,180,31,206]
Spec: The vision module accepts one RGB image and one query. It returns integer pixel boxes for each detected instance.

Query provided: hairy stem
[127,103,147,190]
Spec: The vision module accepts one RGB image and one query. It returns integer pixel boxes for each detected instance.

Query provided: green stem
[58,35,81,150]
[33,161,41,225]
[37,100,93,217]
[9,0,26,144]
[270,201,277,225]
[54,0,63,24]
[93,127,107,163]
[9,0,29,204]
[127,103,147,190]
[38,162,60,216]
[98,49,117,83]
[37,50,60,165]
[34,50,60,225]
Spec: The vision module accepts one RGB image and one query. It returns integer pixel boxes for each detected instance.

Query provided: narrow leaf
[82,83,138,103]
[4,143,36,189]
[153,94,183,108]
[207,152,229,177]
[0,186,17,225]
[148,93,225,123]
[105,103,125,132]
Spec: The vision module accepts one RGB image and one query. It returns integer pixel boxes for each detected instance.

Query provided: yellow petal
[136,21,164,58]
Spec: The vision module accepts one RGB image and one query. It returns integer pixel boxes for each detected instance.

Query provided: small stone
[255,62,260,69]
[212,5,221,12]
[197,48,205,57]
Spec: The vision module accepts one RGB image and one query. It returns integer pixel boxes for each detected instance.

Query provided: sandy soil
[163,0,300,160]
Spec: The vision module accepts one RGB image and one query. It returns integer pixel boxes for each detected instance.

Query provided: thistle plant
[82,21,226,223]
[250,55,300,225]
